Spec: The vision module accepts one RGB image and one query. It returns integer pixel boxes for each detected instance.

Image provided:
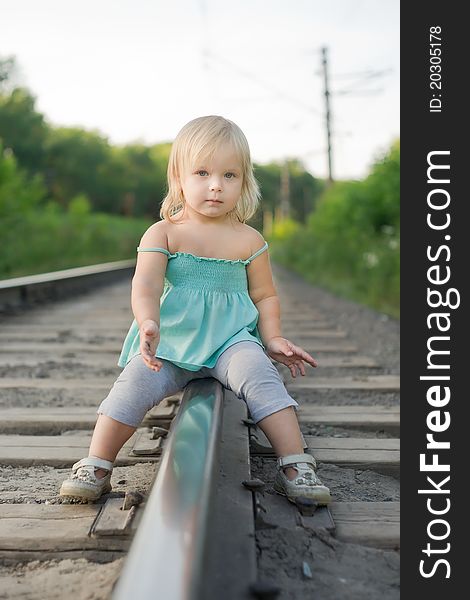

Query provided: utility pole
[321,46,334,184]
[274,160,290,222]
[279,160,290,219]
[263,207,274,236]
[318,48,391,184]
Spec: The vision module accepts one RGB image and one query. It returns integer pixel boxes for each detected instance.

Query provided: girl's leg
[89,415,137,477]
[90,355,194,476]
[210,342,302,479]
[211,342,331,503]
[256,408,303,479]
[256,407,304,454]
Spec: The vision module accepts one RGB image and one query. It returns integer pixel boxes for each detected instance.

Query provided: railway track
[0,262,400,599]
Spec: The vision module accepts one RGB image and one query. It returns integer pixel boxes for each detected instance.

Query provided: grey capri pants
[97,341,299,427]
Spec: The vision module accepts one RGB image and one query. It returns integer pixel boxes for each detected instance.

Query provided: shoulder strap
[137,246,171,257]
[245,241,268,264]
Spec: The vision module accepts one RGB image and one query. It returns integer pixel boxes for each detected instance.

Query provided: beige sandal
[59,456,113,501]
[273,453,331,505]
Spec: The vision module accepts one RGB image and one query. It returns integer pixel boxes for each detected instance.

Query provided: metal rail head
[113,378,224,600]
[0,260,136,312]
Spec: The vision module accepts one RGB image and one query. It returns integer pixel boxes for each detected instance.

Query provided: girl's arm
[131,222,168,371]
[247,237,317,378]
[131,280,163,329]
[131,221,168,328]
[246,236,281,344]
[254,295,282,343]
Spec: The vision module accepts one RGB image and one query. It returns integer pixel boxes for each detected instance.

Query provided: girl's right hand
[139,319,163,371]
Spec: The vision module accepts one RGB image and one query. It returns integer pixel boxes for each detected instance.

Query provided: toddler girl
[60,115,331,505]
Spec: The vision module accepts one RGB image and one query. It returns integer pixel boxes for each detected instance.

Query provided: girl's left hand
[265,336,317,378]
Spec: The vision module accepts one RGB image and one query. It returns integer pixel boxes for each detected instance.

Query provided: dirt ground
[0,558,124,600]
[255,528,399,600]
[0,462,157,505]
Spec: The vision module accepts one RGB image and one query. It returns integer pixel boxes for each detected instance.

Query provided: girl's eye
[195,170,237,178]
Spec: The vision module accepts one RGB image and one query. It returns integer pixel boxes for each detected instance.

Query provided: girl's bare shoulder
[242,224,267,253]
[139,220,169,248]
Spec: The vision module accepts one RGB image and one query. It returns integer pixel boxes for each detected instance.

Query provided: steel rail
[113,377,224,600]
[0,260,135,311]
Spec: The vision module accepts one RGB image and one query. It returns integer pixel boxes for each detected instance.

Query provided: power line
[332,68,393,80]
[203,49,323,118]
[333,68,393,95]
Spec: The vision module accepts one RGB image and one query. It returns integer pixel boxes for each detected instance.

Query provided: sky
[2,0,399,180]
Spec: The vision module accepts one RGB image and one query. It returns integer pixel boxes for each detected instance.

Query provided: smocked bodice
[164,252,249,292]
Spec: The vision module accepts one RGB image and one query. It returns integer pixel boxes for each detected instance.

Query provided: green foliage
[109,143,169,217]
[44,126,112,207]
[255,159,324,224]
[0,87,48,173]
[0,141,47,218]
[68,193,92,216]
[0,206,151,279]
[0,139,151,279]
[268,141,400,318]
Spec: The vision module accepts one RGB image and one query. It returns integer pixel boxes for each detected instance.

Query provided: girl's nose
[209,178,222,191]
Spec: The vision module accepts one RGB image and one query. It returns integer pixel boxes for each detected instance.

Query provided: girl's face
[179,143,243,224]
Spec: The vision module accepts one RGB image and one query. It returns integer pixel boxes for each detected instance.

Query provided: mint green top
[117,241,269,371]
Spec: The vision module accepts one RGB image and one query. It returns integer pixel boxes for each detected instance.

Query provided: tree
[0,140,46,220]
[0,55,20,93]
[0,87,49,174]
[44,127,111,207]
[255,160,324,227]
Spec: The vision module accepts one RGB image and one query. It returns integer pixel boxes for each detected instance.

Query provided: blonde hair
[160,115,262,223]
